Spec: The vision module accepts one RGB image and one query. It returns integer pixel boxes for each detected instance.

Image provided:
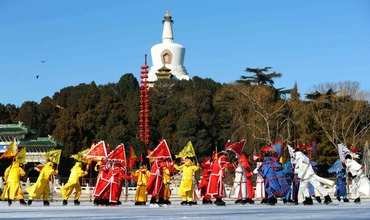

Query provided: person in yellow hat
[61,161,88,205]
[26,161,58,206]
[2,162,27,206]
[131,164,151,205]
[162,158,173,205]
[174,158,199,205]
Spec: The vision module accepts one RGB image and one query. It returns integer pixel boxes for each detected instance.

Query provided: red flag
[225,140,245,158]
[349,146,357,153]
[129,146,137,159]
[146,148,155,164]
[128,146,138,170]
[212,145,218,160]
[296,140,305,150]
[224,139,230,147]
[306,138,318,153]
[106,144,111,153]
[83,141,108,162]
[147,139,172,158]
[107,144,126,164]
[238,154,250,168]
[200,156,211,168]
[262,140,284,158]
[253,148,262,161]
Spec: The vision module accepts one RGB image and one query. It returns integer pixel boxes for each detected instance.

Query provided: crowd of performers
[95,141,369,207]
[1,140,370,207]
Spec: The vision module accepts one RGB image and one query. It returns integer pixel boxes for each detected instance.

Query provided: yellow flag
[15,147,27,164]
[44,149,62,164]
[279,156,284,164]
[0,138,18,159]
[71,148,89,162]
[176,141,196,158]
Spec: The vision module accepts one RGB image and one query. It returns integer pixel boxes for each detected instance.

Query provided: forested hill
[0,73,369,177]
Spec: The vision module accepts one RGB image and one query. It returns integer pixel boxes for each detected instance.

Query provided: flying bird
[41,61,46,63]
[36,75,39,79]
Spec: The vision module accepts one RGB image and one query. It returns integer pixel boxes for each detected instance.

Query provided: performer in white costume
[294,148,333,205]
[343,154,370,203]
[253,158,265,200]
[229,160,247,203]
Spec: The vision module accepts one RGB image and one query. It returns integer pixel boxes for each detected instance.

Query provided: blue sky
[1,0,369,107]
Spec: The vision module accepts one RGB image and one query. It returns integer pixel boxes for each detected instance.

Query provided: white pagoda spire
[162,11,174,43]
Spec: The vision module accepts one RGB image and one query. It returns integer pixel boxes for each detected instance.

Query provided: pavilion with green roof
[0,122,28,152]
[0,122,60,180]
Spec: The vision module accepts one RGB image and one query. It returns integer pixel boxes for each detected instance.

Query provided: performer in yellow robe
[26,161,58,206]
[61,162,88,206]
[174,158,199,205]
[131,164,150,205]
[1,165,23,202]
[2,162,27,206]
[163,163,172,205]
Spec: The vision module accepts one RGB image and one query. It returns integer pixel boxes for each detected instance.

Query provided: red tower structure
[139,55,150,146]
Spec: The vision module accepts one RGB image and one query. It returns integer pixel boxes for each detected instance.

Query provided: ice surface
[1,199,369,220]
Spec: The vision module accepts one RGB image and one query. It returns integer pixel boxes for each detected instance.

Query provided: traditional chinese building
[0,122,28,152]
[0,122,59,181]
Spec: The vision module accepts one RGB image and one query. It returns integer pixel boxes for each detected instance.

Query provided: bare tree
[308,82,370,149]
[237,85,287,145]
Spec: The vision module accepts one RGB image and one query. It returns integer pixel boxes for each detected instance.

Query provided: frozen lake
[1,199,369,220]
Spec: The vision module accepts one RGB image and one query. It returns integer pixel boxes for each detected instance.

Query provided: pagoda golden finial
[163,10,173,23]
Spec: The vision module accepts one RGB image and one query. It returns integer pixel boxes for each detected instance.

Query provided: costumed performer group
[1,139,370,207]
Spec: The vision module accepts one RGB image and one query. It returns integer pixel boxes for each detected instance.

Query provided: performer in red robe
[244,155,255,204]
[146,158,166,205]
[207,150,233,206]
[109,161,130,205]
[93,160,111,206]
[198,157,213,204]
[229,154,255,205]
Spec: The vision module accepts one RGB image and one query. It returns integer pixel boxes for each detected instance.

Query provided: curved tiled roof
[0,122,28,136]
[19,136,58,149]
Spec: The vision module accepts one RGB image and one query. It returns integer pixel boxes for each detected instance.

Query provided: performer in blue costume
[282,160,294,204]
[258,152,287,205]
[335,169,349,202]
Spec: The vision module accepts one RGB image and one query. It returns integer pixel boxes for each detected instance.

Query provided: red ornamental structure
[139,55,150,146]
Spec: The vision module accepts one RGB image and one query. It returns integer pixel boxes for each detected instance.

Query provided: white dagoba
[147,11,189,83]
